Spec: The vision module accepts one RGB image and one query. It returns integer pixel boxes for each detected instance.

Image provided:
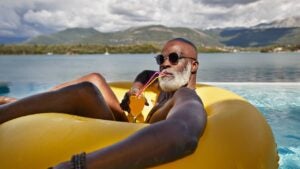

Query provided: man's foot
[0,96,17,105]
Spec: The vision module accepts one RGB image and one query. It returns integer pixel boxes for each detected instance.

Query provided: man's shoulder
[135,70,157,85]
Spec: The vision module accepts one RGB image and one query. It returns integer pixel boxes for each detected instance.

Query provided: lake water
[0,53,300,168]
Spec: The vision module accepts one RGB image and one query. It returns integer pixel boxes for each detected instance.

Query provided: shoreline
[204,82,300,86]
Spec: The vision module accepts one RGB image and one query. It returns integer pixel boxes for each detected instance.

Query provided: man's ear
[191,61,198,74]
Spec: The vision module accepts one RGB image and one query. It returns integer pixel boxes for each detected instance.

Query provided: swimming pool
[1,53,299,168]
[220,83,300,169]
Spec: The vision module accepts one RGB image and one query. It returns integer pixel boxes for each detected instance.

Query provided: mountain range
[204,27,300,47]
[26,25,222,47]
[2,16,300,47]
[253,16,300,29]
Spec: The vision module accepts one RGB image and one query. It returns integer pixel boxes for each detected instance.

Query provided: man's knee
[86,73,106,84]
[60,82,100,98]
[77,82,100,95]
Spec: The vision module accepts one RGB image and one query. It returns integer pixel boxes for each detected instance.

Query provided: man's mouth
[160,70,173,78]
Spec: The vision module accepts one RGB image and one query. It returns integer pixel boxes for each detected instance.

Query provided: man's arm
[120,70,158,113]
[54,87,207,169]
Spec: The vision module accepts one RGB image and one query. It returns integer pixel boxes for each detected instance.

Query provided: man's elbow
[170,121,200,157]
[181,135,199,156]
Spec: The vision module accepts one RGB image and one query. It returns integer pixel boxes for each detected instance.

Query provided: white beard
[159,62,192,92]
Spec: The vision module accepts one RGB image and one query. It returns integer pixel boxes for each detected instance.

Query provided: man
[0,38,207,169]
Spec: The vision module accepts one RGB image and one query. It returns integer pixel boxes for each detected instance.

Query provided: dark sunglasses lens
[156,55,164,65]
[169,53,179,64]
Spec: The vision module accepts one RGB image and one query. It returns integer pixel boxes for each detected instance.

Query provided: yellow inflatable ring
[0,82,279,169]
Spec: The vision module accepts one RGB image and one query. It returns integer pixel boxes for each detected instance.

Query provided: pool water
[1,53,300,168]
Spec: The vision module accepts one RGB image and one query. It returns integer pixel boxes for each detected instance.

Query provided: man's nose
[161,57,172,66]
[160,60,171,71]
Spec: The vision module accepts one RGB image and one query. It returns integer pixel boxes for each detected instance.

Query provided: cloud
[0,0,299,38]
[191,0,300,28]
[194,0,260,7]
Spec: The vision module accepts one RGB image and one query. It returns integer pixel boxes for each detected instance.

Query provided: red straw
[136,71,165,97]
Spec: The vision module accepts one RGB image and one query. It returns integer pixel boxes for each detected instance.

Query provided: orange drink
[129,95,146,118]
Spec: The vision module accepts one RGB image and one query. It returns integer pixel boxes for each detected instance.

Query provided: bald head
[163,38,198,61]
[169,38,197,52]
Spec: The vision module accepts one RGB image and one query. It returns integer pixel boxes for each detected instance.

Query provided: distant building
[273,47,283,52]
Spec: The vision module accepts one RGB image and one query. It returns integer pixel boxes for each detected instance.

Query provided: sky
[0,0,299,38]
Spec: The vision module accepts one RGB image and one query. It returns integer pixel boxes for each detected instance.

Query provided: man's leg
[50,73,126,120]
[0,82,116,124]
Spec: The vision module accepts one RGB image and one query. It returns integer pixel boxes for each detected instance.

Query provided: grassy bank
[0,44,226,55]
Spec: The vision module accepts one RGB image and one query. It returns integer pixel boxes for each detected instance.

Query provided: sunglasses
[155,52,198,65]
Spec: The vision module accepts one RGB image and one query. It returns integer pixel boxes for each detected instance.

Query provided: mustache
[160,66,176,73]
[158,62,192,92]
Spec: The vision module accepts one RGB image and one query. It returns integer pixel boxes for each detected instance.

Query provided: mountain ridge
[253,16,300,29]
[2,16,300,47]
[26,25,300,47]
[26,25,223,47]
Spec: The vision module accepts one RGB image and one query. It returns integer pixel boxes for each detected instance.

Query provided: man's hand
[120,91,131,113]
[119,89,149,113]
[0,96,16,105]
